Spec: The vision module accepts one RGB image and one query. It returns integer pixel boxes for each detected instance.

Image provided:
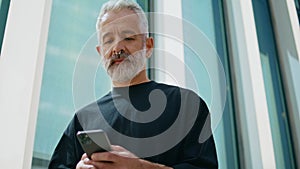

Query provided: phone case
[76,129,111,158]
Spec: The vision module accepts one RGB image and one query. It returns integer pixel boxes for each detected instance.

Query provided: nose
[113,49,125,59]
[112,39,125,55]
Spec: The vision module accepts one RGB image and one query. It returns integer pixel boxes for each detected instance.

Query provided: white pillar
[224,0,276,168]
[268,0,300,167]
[153,0,186,87]
[0,0,52,168]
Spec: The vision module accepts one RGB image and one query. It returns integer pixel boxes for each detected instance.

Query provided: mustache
[103,51,130,69]
[111,51,129,60]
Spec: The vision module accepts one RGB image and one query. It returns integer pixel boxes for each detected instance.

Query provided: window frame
[0,0,11,55]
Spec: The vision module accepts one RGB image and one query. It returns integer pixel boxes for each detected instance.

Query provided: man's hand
[76,153,95,169]
[77,145,173,169]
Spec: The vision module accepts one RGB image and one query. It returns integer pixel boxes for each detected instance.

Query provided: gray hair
[96,0,148,34]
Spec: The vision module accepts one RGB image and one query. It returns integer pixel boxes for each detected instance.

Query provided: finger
[111,150,137,158]
[76,159,96,169]
[83,157,92,165]
[90,161,115,169]
[110,145,138,158]
[91,152,118,163]
[81,153,88,160]
[111,145,125,151]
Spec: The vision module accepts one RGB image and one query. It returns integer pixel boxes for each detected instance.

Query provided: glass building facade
[295,0,300,23]
[0,0,299,169]
[252,0,296,168]
[0,0,10,54]
[181,1,239,168]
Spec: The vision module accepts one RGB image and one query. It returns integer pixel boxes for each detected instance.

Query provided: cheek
[129,42,144,53]
[101,47,111,58]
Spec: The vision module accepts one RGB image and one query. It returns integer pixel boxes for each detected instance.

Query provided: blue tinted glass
[31,0,111,168]
[0,0,10,54]
[182,0,239,168]
[295,0,300,24]
[32,1,151,168]
[252,0,296,168]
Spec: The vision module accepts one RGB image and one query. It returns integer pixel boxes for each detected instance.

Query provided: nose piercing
[115,50,124,59]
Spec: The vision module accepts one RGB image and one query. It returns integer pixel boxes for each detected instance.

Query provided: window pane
[295,0,300,24]
[182,0,239,168]
[32,1,108,168]
[0,0,10,54]
[252,0,296,168]
[31,1,151,168]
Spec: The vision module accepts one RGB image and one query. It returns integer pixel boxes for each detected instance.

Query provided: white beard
[102,49,147,83]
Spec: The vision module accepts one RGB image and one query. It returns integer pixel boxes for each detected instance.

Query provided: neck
[112,69,150,87]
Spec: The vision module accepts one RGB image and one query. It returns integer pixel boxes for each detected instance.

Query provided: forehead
[100,9,143,35]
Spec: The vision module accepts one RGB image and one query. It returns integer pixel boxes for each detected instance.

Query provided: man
[49,0,218,168]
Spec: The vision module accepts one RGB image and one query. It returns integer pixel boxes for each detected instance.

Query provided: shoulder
[75,92,111,119]
[154,82,204,101]
[155,82,209,111]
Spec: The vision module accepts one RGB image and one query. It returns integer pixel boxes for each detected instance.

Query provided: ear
[145,37,154,58]
[96,45,101,55]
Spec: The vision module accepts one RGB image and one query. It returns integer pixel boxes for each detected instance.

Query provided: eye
[103,37,114,44]
[104,39,113,44]
[124,37,135,41]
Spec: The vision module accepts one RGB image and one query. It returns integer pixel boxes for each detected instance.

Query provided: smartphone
[76,129,112,159]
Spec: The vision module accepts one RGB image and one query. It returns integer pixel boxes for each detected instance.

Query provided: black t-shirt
[49,81,218,169]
